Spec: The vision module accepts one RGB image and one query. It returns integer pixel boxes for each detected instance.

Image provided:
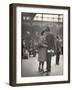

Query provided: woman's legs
[39,61,44,72]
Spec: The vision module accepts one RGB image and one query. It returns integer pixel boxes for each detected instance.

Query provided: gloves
[47,49,54,53]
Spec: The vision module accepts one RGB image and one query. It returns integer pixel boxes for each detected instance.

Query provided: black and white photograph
[9,4,70,86]
[21,13,63,77]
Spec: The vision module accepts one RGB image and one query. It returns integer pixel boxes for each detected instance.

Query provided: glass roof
[33,14,63,22]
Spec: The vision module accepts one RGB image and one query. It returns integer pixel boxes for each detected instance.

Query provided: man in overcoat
[45,27,56,74]
[56,35,61,65]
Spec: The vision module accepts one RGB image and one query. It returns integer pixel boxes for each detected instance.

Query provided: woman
[38,30,48,72]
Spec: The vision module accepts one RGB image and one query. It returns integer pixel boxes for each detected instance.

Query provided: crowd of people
[22,26,63,75]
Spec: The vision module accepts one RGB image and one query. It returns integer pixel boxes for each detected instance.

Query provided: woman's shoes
[38,68,44,73]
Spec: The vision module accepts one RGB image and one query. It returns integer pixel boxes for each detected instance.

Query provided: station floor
[21,54,63,77]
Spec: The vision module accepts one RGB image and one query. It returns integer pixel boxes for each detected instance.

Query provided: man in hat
[45,27,56,75]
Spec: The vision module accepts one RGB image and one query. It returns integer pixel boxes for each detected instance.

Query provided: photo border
[9,3,70,86]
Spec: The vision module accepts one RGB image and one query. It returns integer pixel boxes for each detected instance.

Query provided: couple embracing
[38,27,56,74]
